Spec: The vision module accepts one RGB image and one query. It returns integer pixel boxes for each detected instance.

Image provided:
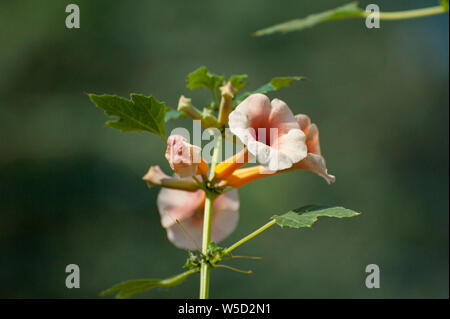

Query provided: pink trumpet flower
[222,114,335,188]
[157,187,239,250]
[228,93,307,171]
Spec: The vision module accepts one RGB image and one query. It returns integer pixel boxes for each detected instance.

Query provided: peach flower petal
[294,116,333,183]
[157,188,205,228]
[157,188,239,250]
[294,114,311,133]
[305,124,321,155]
[292,153,335,184]
[228,94,307,171]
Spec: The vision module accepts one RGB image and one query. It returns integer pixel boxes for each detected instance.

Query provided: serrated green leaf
[271,205,360,229]
[254,2,363,36]
[89,93,166,139]
[165,107,186,122]
[229,74,248,92]
[186,66,225,92]
[234,76,306,104]
[100,269,199,299]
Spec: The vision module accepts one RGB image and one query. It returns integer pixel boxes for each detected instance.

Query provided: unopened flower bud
[177,95,202,120]
[218,82,235,125]
[142,165,199,191]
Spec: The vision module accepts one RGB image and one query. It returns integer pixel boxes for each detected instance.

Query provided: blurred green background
[0,0,448,298]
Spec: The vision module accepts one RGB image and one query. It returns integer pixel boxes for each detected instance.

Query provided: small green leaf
[234,76,306,104]
[229,74,248,92]
[271,205,360,229]
[441,0,449,10]
[207,241,222,253]
[207,241,230,259]
[165,107,186,122]
[100,269,199,299]
[255,76,307,93]
[254,2,363,36]
[186,66,225,92]
[89,93,166,140]
[183,251,201,270]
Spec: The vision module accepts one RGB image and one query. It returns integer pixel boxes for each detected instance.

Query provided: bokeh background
[0,0,448,298]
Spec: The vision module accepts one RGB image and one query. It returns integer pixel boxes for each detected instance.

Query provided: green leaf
[89,93,166,140]
[271,205,360,229]
[441,0,449,10]
[254,76,307,93]
[100,269,199,299]
[165,107,186,122]
[186,66,225,92]
[234,76,306,104]
[207,241,231,260]
[183,251,201,270]
[254,2,363,36]
[229,74,248,92]
[100,279,163,299]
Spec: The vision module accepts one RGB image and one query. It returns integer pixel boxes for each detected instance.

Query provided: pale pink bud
[165,135,202,178]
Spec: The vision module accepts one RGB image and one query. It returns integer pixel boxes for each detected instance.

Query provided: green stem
[199,194,214,299]
[362,5,447,20]
[199,134,222,299]
[211,219,277,265]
